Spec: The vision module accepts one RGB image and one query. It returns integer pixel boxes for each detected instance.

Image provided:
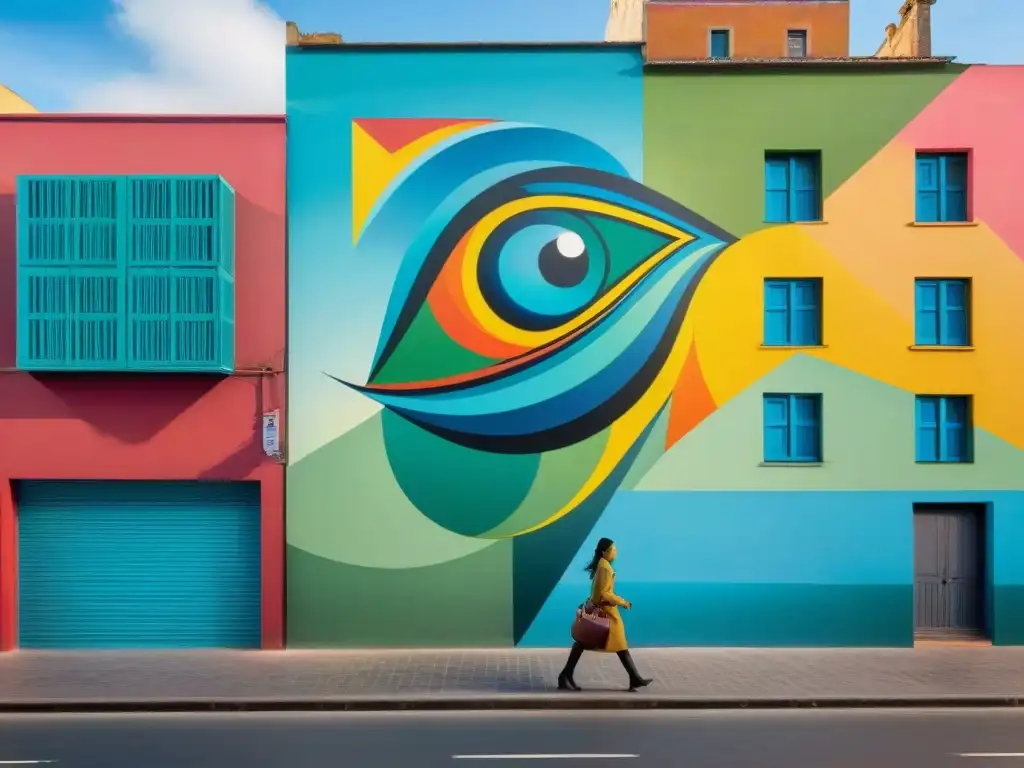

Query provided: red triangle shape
[353,118,488,153]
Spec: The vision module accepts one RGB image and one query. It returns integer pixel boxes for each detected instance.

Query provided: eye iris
[538,231,590,288]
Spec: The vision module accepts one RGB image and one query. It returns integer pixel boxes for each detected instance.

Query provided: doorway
[913,504,987,640]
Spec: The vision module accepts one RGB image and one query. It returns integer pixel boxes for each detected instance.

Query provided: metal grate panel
[17,174,236,372]
[18,480,261,650]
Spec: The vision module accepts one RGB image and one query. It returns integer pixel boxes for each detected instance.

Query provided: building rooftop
[646,55,954,68]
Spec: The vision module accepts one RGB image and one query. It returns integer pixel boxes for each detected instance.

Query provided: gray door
[914,507,984,634]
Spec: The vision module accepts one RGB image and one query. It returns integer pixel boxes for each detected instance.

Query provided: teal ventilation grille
[16,175,235,373]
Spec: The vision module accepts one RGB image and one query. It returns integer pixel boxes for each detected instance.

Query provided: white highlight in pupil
[555,231,586,259]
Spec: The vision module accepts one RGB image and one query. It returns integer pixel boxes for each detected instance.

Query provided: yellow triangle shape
[351,120,494,244]
[352,123,399,245]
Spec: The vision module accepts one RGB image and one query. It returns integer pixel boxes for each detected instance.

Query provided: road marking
[0,762,57,765]
[453,756,636,761]
[959,755,1024,759]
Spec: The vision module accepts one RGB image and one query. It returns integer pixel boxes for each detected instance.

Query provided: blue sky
[2,0,1020,113]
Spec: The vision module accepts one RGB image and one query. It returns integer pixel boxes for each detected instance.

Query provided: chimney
[285,21,343,46]
[605,0,643,42]
[875,0,937,58]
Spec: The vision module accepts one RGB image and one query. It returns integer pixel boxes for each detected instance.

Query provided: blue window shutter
[791,155,820,222]
[710,30,730,58]
[916,396,940,462]
[763,395,790,461]
[791,395,821,461]
[125,175,234,372]
[763,280,791,345]
[790,279,821,345]
[17,175,127,371]
[765,157,790,223]
[941,396,968,462]
[916,155,940,223]
[942,154,968,222]
[914,280,939,345]
[940,279,968,346]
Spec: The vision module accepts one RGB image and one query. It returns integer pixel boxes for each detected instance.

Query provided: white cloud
[72,0,285,114]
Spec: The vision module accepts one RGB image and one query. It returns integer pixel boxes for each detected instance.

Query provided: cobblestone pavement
[1,646,1024,703]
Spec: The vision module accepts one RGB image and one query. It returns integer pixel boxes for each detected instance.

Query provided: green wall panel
[637,354,1024,491]
[643,66,966,237]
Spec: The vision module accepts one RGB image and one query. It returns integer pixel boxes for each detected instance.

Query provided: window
[787,29,808,58]
[914,279,969,346]
[916,152,968,223]
[16,174,236,373]
[916,395,972,463]
[764,279,822,346]
[765,152,822,223]
[710,29,731,58]
[763,394,822,463]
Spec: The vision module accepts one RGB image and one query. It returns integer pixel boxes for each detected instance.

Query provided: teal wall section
[523,489,1024,647]
[522,490,913,647]
[992,497,1024,644]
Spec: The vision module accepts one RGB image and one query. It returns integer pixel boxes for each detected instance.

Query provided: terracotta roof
[288,41,641,50]
[645,56,955,68]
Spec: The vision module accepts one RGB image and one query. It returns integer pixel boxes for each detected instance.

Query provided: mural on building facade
[287,51,1024,648]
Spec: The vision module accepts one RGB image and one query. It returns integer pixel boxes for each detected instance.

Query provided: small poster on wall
[262,411,280,456]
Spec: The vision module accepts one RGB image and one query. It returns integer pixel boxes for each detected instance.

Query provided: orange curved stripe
[665,338,718,448]
[428,233,531,360]
[370,289,620,393]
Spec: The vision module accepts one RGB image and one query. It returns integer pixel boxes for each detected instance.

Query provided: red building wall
[0,115,287,650]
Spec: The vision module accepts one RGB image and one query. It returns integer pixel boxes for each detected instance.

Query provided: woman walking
[558,537,653,692]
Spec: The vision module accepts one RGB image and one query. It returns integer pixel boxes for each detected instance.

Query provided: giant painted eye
[478,210,609,331]
[335,121,735,459]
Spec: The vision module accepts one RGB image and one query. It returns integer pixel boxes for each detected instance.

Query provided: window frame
[763,278,823,347]
[764,151,823,223]
[915,394,973,463]
[709,27,732,59]
[915,151,970,223]
[763,393,823,464]
[914,277,970,346]
[786,29,808,58]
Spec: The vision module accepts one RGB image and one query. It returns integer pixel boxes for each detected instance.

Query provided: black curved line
[366,166,736,383]
[367,177,526,382]
[339,242,690,398]
[519,166,738,246]
[380,250,720,455]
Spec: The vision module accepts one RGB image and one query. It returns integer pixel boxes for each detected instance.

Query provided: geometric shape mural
[287,46,1024,647]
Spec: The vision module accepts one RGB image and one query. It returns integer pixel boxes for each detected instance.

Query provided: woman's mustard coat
[591,558,628,652]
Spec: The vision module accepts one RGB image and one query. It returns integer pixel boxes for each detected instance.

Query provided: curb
[0,695,1021,713]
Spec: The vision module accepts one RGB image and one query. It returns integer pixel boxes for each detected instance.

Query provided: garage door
[18,480,261,649]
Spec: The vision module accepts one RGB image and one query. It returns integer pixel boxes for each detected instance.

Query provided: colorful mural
[287,48,1024,647]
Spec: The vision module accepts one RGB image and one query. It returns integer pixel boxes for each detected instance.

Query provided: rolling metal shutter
[18,480,261,649]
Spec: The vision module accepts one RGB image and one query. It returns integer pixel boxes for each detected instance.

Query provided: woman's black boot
[616,650,653,692]
[558,642,585,691]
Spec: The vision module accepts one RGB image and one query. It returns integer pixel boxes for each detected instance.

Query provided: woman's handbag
[571,600,610,648]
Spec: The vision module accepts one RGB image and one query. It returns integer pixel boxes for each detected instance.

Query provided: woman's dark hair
[584,537,615,580]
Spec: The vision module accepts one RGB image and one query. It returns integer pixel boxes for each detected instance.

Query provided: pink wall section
[899,65,1024,259]
[0,115,287,650]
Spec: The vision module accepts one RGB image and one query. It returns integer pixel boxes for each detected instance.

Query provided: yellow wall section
[0,85,36,114]
[687,137,1024,452]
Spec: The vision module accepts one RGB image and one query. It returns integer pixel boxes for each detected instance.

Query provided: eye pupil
[539,231,590,288]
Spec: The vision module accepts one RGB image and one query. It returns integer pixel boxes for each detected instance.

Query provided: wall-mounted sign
[262,410,280,456]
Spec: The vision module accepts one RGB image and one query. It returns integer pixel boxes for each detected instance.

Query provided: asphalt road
[2,709,1024,766]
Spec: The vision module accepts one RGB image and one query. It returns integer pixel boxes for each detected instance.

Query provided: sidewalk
[1,646,1024,712]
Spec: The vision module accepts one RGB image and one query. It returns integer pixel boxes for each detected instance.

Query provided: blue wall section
[521,490,1024,647]
[991,495,1024,644]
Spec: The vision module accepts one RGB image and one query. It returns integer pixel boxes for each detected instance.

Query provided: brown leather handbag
[571,600,610,648]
